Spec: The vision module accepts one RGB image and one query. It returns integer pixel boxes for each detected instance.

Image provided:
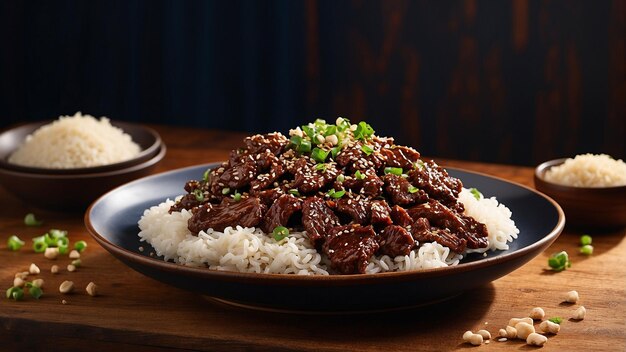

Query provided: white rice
[543,153,626,187]
[8,111,141,169]
[138,188,519,275]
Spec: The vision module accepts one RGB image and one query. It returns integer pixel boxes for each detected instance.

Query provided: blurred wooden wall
[0,0,624,166]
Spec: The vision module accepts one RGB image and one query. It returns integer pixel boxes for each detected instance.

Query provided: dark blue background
[1,1,624,165]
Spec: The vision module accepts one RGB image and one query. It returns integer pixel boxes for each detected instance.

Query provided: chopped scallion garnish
[49,229,67,239]
[330,190,345,199]
[311,148,329,163]
[28,285,43,299]
[384,167,403,176]
[6,287,23,301]
[548,251,571,272]
[414,160,425,170]
[315,163,327,172]
[194,189,205,202]
[288,189,300,196]
[202,169,210,182]
[222,188,231,195]
[272,226,289,241]
[24,213,42,227]
[354,170,365,180]
[469,188,482,200]
[336,174,345,183]
[74,240,88,252]
[32,238,48,253]
[361,145,374,156]
[7,235,25,251]
[580,244,593,255]
[408,186,419,194]
[231,192,242,202]
[580,234,592,246]
[548,317,563,324]
[353,121,374,140]
[330,146,340,159]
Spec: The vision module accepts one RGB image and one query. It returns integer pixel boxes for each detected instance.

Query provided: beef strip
[370,200,392,226]
[323,224,379,274]
[380,146,421,169]
[408,160,462,207]
[302,197,340,248]
[188,197,266,233]
[378,225,415,257]
[390,205,413,227]
[260,194,303,233]
[407,199,488,249]
[383,174,429,206]
[410,217,468,254]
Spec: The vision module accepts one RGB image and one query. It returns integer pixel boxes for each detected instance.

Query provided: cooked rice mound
[138,188,518,275]
[8,112,141,169]
[544,153,626,187]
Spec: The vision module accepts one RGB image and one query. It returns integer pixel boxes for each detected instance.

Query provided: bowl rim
[0,121,162,174]
[535,157,626,191]
[84,163,566,286]
[0,144,166,180]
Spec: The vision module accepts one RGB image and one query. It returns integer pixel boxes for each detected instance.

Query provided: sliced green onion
[272,226,289,241]
[74,240,88,252]
[298,139,312,153]
[71,259,82,267]
[28,285,43,299]
[194,189,205,202]
[354,170,365,180]
[288,189,300,196]
[336,117,351,131]
[231,192,242,202]
[548,317,563,324]
[330,146,340,159]
[24,213,42,227]
[384,167,403,176]
[414,160,425,170]
[548,251,571,272]
[301,125,315,138]
[361,145,374,156]
[324,125,337,136]
[32,238,48,253]
[289,135,303,147]
[222,188,231,195]
[330,190,345,199]
[7,235,25,251]
[336,174,345,183]
[580,234,592,246]
[55,236,69,247]
[469,188,482,200]
[49,229,67,239]
[408,186,419,194]
[202,169,210,182]
[311,148,329,163]
[580,245,594,255]
[315,163,327,172]
[58,243,69,255]
[43,234,57,246]
[353,121,375,140]
[6,287,24,301]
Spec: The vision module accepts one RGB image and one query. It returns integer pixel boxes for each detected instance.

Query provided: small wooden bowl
[0,121,166,211]
[534,158,626,230]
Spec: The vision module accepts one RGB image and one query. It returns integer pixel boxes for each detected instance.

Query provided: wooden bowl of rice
[534,155,626,229]
[0,116,165,210]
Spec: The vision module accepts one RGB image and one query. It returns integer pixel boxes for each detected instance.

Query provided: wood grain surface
[1,125,624,351]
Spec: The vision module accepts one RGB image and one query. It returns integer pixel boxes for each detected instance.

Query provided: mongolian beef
[167,118,490,274]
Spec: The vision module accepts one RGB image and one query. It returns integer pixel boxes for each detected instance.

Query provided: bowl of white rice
[534,154,626,229]
[0,112,166,210]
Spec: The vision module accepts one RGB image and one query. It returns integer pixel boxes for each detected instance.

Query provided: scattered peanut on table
[539,320,560,334]
[565,290,579,303]
[572,306,586,320]
[526,332,548,346]
[29,263,40,274]
[529,307,545,320]
[59,280,74,294]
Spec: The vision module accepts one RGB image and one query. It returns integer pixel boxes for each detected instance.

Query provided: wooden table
[1,125,624,351]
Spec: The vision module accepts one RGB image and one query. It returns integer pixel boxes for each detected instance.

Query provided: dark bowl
[86,164,564,313]
[534,158,626,230]
[0,121,162,174]
[0,144,166,211]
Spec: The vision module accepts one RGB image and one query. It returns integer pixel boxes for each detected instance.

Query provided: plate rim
[85,162,565,285]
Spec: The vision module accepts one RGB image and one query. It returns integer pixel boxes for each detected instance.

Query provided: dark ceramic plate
[85,163,565,313]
